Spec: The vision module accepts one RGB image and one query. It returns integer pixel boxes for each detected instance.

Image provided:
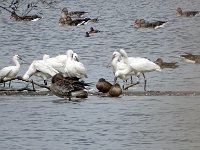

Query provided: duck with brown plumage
[96,78,122,97]
[61,7,88,18]
[154,58,179,69]
[107,83,122,97]
[96,78,112,93]
[50,73,89,100]
[180,53,200,63]
[134,19,167,29]
[176,7,199,17]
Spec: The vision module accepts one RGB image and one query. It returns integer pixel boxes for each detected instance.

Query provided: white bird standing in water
[0,55,22,87]
[64,50,87,79]
[110,51,136,84]
[119,49,161,91]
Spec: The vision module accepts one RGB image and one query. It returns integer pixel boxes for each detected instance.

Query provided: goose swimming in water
[154,58,179,69]
[61,7,88,18]
[176,7,199,17]
[10,11,42,21]
[180,53,200,63]
[59,16,91,26]
[134,19,167,29]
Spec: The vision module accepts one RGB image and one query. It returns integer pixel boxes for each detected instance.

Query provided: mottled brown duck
[96,78,113,93]
[176,7,199,17]
[180,53,200,63]
[134,19,167,29]
[10,11,41,21]
[108,83,122,97]
[154,58,179,69]
[50,73,88,100]
[61,7,88,18]
[59,16,91,26]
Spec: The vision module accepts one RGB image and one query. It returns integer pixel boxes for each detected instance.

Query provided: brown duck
[10,11,41,21]
[154,58,179,69]
[134,19,167,29]
[61,7,88,18]
[59,16,91,26]
[89,27,100,34]
[176,7,199,17]
[108,83,122,97]
[96,78,113,93]
[50,73,88,100]
[180,53,200,63]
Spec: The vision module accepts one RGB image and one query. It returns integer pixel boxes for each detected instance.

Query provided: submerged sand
[0,87,199,96]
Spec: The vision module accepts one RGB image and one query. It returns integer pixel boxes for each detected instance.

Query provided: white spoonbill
[110,51,136,84]
[23,55,59,85]
[55,50,71,64]
[119,49,161,91]
[55,50,79,64]
[0,55,22,87]
[64,50,87,79]
[43,51,80,76]
[43,54,66,74]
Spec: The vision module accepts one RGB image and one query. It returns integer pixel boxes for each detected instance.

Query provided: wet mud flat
[0,87,199,97]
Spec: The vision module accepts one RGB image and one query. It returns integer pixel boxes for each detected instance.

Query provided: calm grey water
[0,96,200,150]
[0,0,200,149]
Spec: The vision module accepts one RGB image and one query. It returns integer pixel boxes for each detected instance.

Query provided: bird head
[67,49,74,59]
[14,54,22,60]
[73,53,79,62]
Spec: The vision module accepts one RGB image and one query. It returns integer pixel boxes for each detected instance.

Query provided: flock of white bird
[22,49,87,85]
[0,49,161,91]
[0,50,87,87]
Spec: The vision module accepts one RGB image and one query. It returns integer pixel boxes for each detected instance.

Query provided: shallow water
[0,0,200,149]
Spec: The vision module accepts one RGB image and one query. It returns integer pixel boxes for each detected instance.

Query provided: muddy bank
[122,91,200,96]
[0,87,199,96]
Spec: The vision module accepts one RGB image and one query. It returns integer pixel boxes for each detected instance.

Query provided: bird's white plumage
[64,50,87,78]
[118,49,161,90]
[23,50,87,84]
[23,55,59,80]
[119,49,161,74]
[111,51,135,82]
[0,55,21,80]
[154,22,167,29]
[44,55,65,74]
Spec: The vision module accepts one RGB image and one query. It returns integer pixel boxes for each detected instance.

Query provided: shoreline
[0,88,199,96]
